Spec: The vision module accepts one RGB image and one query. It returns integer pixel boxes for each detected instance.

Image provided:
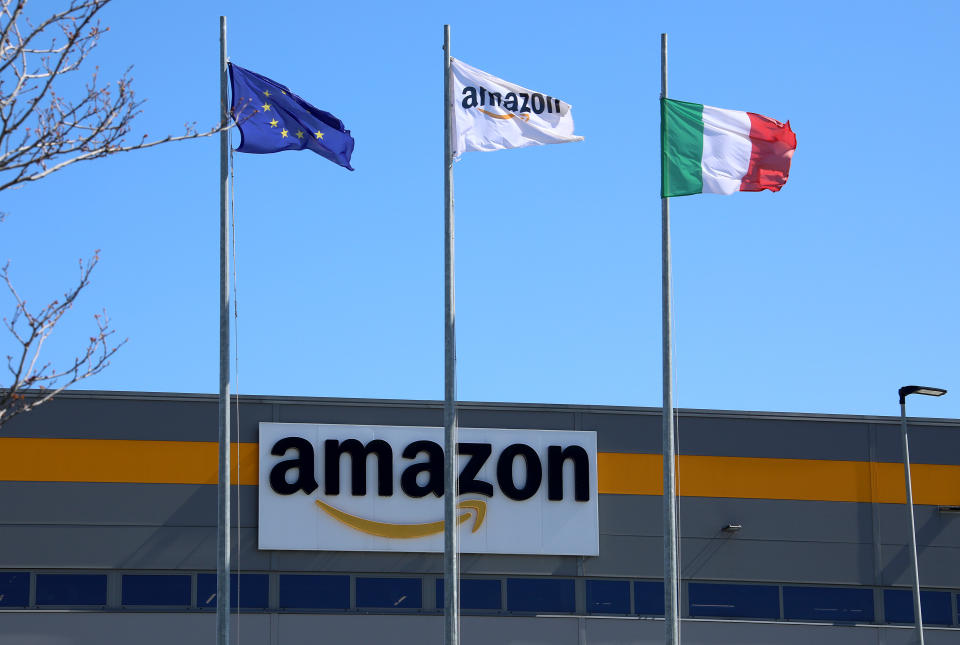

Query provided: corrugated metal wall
[0,390,958,644]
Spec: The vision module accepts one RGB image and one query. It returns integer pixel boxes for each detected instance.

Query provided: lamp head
[899,385,947,405]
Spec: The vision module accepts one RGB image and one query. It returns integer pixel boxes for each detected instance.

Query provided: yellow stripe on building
[595,453,959,504]
[0,438,259,486]
[0,438,958,505]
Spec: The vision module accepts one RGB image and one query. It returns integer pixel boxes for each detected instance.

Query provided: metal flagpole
[660,32,680,645]
[442,23,460,645]
[217,15,232,645]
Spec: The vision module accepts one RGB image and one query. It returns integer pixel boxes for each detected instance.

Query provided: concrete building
[1,390,958,644]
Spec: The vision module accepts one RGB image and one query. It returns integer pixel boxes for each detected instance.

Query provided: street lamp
[898,385,947,645]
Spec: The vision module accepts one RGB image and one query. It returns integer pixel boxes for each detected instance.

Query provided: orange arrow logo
[478,108,530,122]
[315,499,487,539]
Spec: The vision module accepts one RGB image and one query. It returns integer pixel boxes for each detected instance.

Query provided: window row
[0,572,957,625]
[685,583,956,626]
[0,573,543,612]
[591,580,957,626]
[593,581,955,626]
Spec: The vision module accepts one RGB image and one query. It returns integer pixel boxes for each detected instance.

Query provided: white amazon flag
[451,58,583,158]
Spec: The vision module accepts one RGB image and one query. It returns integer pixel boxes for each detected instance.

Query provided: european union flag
[229,63,354,171]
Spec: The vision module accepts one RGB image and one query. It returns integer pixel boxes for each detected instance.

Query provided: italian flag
[661,99,797,197]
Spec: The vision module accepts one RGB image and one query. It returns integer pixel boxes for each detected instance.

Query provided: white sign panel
[258,423,598,556]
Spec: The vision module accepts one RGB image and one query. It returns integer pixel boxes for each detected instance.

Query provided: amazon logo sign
[258,423,599,556]
[460,85,569,123]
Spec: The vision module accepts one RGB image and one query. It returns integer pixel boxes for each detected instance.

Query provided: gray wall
[0,613,958,645]
[3,391,959,586]
[2,391,959,644]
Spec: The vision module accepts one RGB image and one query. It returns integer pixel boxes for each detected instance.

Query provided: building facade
[1,390,958,644]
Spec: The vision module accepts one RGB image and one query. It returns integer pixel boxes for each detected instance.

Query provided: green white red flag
[661,99,796,198]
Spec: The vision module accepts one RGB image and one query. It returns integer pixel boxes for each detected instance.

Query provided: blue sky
[2,1,958,419]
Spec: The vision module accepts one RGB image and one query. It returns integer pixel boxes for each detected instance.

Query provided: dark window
[36,574,107,606]
[0,572,29,607]
[436,578,501,611]
[279,575,349,610]
[689,583,779,620]
[506,578,575,613]
[783,586,873,622]
[635,581,665,616]
[122,574,190,606]
[883,589,952,626]
[196,573,268,610]
[586,580,629,614]
[356,577,421,609]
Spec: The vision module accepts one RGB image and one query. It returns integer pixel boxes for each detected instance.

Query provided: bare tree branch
[0,0,238,425]
[0,252,126,426]
[0,0,230,193]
